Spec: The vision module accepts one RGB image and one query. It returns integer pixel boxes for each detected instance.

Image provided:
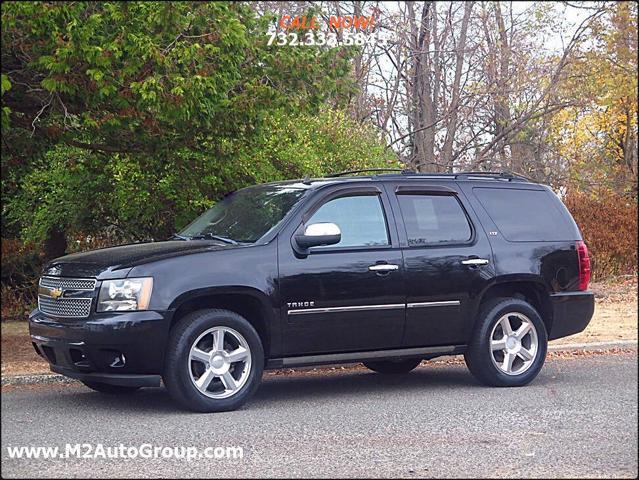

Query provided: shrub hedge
[564,192,638,279]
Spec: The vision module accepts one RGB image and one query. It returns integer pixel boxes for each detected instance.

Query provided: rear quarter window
[474,187,574,241]
[397,194,472,246]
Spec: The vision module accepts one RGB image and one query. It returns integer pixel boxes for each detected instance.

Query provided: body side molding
[407,300,461,308]
[288,300,461,316]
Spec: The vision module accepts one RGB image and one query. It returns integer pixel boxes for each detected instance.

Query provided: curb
[1,373,77,386]
[548,339,638,352]
[2,340,637,387]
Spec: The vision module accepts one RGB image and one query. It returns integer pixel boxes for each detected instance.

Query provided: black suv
[29,170,594,412]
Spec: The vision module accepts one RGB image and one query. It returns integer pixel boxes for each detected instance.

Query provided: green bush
[252,109,398,178]
[6,109,396,244]
[1,1,367,244]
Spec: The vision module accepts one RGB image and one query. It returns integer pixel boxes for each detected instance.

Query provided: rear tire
[464,298,547,387]
[363,358,422,374]
[81,381,140,394]
[163,309,264,412]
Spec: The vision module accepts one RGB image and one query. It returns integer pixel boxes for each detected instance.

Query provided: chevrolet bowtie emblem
[50,287,63,300]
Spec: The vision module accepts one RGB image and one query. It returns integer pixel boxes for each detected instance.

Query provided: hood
[42,240,232,279]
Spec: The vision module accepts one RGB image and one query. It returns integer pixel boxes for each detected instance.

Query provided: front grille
[40,276,96,291]
[38,297,93,318]
[38,276,96,318]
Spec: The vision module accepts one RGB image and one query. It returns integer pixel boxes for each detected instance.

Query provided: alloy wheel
[188,326,252,399]
[489,312,539,376]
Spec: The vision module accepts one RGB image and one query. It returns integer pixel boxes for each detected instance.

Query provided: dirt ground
[2,278,636,377]
[564,277,638,344]
[1,320,50,376]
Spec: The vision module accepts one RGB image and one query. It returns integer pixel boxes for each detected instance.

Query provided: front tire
[163,309,264,412]
[464,298,547,387]
[363,358,422,374]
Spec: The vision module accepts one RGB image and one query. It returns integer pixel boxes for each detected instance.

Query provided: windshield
[179,184,306,244]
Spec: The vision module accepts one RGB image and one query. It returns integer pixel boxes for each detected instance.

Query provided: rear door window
[474,187,573,241]
[396,194,472,246]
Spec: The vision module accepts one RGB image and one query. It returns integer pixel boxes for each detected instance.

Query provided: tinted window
[474,187,573,241]
[308,195,389,248]
[180,185,306,243]
[397,194,472,246]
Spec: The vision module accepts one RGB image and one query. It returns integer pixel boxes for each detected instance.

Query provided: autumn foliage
[565,192,638,279]
[0,239,40,319]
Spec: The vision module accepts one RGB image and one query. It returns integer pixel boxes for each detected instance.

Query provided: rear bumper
[548,291,595,340]
[29,309,173,383]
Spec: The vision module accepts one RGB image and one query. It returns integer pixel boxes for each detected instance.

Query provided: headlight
[97,278,153,312]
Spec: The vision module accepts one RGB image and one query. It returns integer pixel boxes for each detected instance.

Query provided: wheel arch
[475,277,553,335]
[168,287,275,358]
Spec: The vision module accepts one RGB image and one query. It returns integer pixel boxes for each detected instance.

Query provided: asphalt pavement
[1,353,637,478]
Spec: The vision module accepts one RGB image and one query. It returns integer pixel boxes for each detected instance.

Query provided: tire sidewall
[165,310,264,412]
[470,299,548,387]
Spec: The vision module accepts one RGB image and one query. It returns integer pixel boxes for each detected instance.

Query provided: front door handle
[461,258,489,266]
[368,264,399,272]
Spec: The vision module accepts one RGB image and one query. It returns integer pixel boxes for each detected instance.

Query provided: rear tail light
[576,240,591,291]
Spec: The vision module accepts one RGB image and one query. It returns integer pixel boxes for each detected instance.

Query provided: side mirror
[295,222,341,250]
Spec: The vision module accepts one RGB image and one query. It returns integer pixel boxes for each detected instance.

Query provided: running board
[266,345,466,369]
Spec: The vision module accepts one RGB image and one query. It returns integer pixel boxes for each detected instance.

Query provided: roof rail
[388,170,531,181]
[324,169,532,182]
[326,168,408,177]
[455,171,531,182]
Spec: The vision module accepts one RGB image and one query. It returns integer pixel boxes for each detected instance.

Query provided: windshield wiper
[190,233,239,245]
[170,233,190,241]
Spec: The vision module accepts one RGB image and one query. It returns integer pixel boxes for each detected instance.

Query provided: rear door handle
[368,264,399,272]
[461,258,489,266]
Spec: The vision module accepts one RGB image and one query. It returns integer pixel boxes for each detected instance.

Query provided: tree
[1,1,393,255]
[546,2,637,195]
[343,1,629,190]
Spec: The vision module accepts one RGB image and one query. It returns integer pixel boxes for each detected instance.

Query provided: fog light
[109,353,126,368]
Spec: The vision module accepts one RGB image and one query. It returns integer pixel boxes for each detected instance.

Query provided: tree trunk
[493,2,513,169]
[43,228,67,261]
[351,1,367,122]
[441,2,473,170]
[407,1,437,172]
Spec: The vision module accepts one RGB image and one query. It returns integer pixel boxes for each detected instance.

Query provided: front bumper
[29,309,173,387]
[50,366,161,387]
[548,291,595,340]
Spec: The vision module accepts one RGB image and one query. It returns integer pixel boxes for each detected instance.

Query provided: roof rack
[325,169,531,182]
[388,170,531,182]
[326,168,408,177]
[454,171,531,182]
